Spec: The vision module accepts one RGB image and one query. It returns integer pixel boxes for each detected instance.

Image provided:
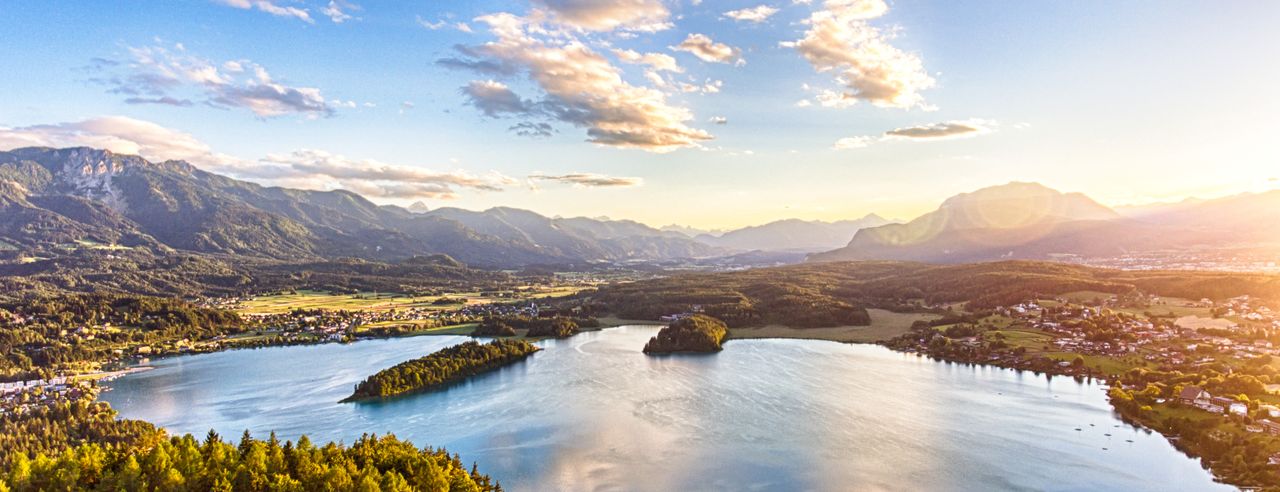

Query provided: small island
[341,339,540,402]
[643,315,730,354]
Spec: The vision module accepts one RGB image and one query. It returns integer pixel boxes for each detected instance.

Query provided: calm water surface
[102,326,1229,491]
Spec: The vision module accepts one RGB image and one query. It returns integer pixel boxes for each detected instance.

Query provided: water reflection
[102,326,1228,491]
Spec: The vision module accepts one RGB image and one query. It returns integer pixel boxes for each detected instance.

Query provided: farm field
[730,309,941,344]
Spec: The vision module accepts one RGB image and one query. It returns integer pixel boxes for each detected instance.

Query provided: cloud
[724,5,780,23]
[672,33,743,64]
[833,119,995,149]
[709,116,727,125]
[832,135,874,150]
[212,0,313,23]
[0,116,237,168]
[461,80,534,117]
[531,0,671,32]
[321,1,358,23]
[511,122,555,137]
[784,0,934,109]
[529,172,643,187]
[883,120,994,140]
[0,117,513,200]
[93,43,335,118]
[612,49,682,73]
[445,12,712,152]
[257,150,515,199]
[124,96,195,107]
[416,15,459,30]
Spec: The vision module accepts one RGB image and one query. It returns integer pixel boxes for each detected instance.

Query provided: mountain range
[4,147,1276,272]
[810,182,1280,263]
[0,147,719,268]
[691,215,895,253]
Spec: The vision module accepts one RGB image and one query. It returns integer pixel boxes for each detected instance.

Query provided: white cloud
[322,1,358,23]
[93,43,334,118]
[709,116,728,125]
[257,150,515,199]
[531,0,671,32]
[724,5,780,23]
[672,33,743,64]
[612,49,682,73]
[0,117,237,168]
[416,15,448,30]
[785,0,934,109]
[443,12,712,152]
[832,135,874,149]
[212,0,313,23]
[0,116,512,200]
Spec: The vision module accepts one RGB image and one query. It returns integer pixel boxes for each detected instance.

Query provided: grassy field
[729,309,941,343]
[1059,290,1117,303]
[1173,315,1236,330]
[236,290,442,314]
[236,286,589,315]
[1113,296,1213,318]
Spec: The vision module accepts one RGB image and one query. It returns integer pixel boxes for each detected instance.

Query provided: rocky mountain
[810,182,1135,263]
[695,214,895,253]
[0,147,718,268]
[809,182,1280,263]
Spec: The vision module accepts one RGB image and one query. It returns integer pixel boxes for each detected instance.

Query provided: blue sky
[1,0,1277,229]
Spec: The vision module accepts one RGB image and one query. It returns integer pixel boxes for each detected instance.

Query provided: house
[1178,386,1209,406]
[1262,420,1280,436]
[1229,402,1249,416]
[1261,404,1280,418]
[1211,396,1235,413]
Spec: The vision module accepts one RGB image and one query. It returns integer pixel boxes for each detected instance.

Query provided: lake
[101,325,1229,491]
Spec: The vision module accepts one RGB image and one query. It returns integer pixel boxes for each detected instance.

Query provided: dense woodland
[0,251,521,303]
[0,391,162,466]
[0,390,497,491]
[4,431,497,492]
[643,315,729,354]
[0,294,245,381]
[470,316,598,339]
[584,261,1280,327]
[344,340,541,402]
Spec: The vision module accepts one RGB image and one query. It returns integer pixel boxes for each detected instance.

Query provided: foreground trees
[343,340,540,402]
[643,315,729,354]
[3,431,498,492]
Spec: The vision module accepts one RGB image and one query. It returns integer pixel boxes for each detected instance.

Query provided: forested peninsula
[342,340,540,402]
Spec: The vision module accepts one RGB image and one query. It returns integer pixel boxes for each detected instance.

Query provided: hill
[809,182,1280,263]
[0,147,718,269]
[695,214,894,252]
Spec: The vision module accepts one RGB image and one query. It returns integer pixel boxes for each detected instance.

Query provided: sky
[1,0,1277,230]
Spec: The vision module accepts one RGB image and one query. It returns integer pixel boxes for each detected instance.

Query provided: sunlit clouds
[531,0,671,32]
[256,150,515,199]
[0,116,236,167]
[724,5,780,23]
[440,12,713,152]
[0,116,511,200]
[785,0,935,109]
[92,43,336,118]
[672,34,744,65]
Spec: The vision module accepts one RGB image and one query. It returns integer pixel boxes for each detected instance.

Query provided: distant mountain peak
[407,201,430,214]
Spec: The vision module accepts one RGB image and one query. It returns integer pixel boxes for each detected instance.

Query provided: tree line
[343,340,540,402]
